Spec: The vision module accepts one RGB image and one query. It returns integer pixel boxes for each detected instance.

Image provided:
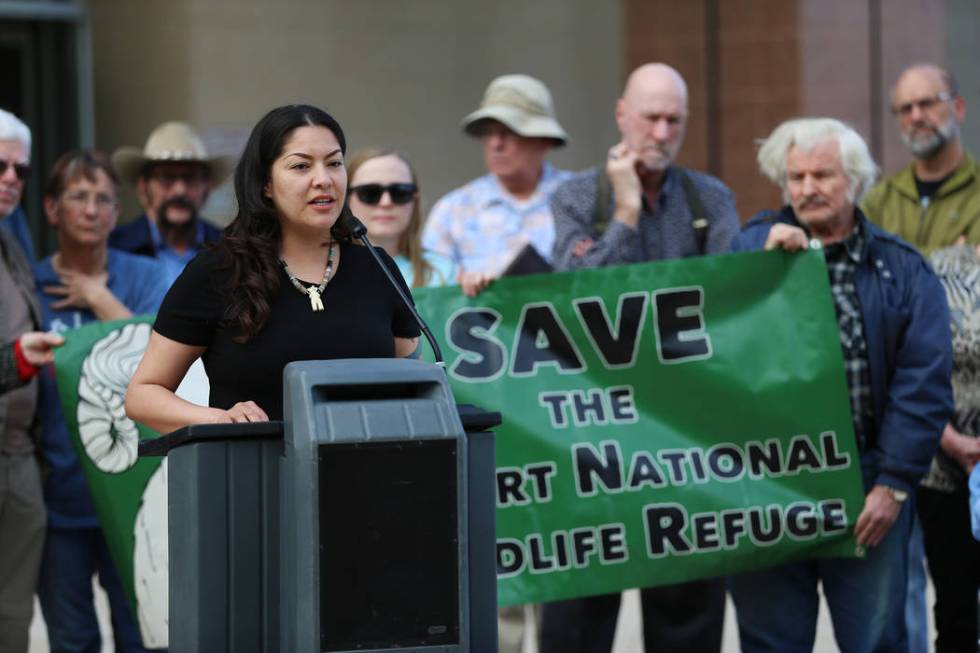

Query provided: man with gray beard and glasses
[864,64,980,653]
[862,64,980,253]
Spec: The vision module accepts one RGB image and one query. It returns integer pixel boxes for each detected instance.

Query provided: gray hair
[0,109,31,152]
[757,118,878,204]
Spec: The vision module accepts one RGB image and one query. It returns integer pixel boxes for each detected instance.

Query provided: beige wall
[89,0,622,223]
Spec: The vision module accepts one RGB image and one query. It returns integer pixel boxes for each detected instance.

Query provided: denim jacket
[731,206,954,493]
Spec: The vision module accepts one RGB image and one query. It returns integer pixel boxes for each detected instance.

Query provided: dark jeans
[918,485,980,653]
[730,498,912,653]
[538,577,725,653]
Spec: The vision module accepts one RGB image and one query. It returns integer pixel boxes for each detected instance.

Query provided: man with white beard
[862,64,980,252]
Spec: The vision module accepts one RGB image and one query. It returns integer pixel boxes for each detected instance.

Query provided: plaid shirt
[822,222,874,449]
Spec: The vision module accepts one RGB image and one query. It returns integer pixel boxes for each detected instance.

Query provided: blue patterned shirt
[423,163,573,276]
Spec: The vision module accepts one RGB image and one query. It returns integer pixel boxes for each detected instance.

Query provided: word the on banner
[414,250,865,606]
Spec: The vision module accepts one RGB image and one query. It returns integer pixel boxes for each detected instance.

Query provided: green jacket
[861,153,980,255]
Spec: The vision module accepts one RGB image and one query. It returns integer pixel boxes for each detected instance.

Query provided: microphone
[343,211,445,367]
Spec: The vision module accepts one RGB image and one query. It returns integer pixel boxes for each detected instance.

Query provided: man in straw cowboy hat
[422,74,573,298]
[110,121,234,285]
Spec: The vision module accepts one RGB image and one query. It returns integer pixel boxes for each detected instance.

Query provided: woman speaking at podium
[126,105,420,433]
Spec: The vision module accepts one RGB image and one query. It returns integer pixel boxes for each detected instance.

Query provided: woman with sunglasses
[126,106,420,433]
[347,148,455,288]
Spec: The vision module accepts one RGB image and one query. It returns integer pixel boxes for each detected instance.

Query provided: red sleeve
[13,339,39,381]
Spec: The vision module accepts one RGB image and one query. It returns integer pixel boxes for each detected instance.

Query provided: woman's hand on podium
[210,400,270,423]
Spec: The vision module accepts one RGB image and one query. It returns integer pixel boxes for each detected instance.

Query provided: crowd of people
[0,58,976,653]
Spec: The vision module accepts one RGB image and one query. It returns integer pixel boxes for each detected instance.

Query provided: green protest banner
[54,249,864,628]
[413,249,866,606]
[54,316,184,648]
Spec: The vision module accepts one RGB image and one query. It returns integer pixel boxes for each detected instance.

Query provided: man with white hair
[863,64,979,253]
[0,107,47,652]
[728,117,953,652]
[0,109,35,260]
[540,63,739,653]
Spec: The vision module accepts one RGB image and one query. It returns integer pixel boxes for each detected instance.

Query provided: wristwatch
[882,486,909,503]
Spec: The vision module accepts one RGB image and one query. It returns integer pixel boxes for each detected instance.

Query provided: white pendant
[308,287,324,311]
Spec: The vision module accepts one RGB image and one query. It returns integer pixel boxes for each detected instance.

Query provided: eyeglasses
[62,191,117,210]
[892,92,953,117]
[350,183,417,205]
[0,159,30,182]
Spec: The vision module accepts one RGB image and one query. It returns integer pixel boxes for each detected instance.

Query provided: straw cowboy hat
[461,74,568,146]
[112,121,236,187]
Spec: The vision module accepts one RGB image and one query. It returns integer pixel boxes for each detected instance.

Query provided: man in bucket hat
[423,74,573,297]
[110,121,234,285]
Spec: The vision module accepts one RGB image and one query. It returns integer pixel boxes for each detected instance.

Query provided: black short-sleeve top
[154,242,421,420]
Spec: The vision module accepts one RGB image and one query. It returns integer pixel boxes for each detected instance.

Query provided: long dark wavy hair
[216,104,354,341]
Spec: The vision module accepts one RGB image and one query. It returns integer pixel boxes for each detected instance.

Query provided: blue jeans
[37,527,158,653]
[730,499,912,653]
[903,515,928,653]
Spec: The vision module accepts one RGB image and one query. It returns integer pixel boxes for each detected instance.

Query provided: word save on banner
[413,249,866,606]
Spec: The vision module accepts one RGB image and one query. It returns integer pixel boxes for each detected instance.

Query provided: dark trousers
[918,485,980,653]
[538,577,725,653]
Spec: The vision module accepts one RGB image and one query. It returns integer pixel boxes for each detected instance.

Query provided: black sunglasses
[350,183,417,206]
[0,159,31,182]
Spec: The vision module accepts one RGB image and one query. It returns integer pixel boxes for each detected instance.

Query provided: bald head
[616,63,689,171]
[894,64,958,101]
[622,63,689,107]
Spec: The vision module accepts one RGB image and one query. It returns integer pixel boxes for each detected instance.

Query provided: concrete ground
[29,583,936,652]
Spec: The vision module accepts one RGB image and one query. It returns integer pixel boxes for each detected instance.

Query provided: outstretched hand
[18,331,65,366]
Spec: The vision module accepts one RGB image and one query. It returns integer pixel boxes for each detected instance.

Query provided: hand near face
[763,224,810,252]
[853,484,903,547]
[45,268,111,310]
[606,142,643,229]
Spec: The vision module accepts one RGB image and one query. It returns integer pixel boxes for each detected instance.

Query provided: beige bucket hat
[461,74,568,146]
[112,121,236,186]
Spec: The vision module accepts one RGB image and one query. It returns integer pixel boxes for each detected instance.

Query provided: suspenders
[591,166,709,254]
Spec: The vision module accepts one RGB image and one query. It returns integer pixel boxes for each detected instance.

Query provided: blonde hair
[757,118,878,204]
[347,147,432,288]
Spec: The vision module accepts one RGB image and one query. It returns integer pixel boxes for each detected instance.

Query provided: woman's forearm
[125,382,224,435]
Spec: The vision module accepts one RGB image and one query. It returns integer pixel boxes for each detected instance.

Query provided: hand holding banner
[413,249,865,605]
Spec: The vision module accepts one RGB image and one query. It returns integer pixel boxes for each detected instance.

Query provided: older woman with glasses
[347,148,455,288]
[32,150,167,653]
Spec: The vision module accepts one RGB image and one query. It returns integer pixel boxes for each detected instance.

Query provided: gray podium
[139,358,500,653]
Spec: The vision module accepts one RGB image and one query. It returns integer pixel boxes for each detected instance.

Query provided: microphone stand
[345,214,446,368]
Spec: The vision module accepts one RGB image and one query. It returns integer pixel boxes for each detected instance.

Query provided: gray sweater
[550,165,740,270]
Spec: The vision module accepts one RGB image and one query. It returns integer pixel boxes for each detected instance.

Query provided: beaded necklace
[279,242,336,312]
